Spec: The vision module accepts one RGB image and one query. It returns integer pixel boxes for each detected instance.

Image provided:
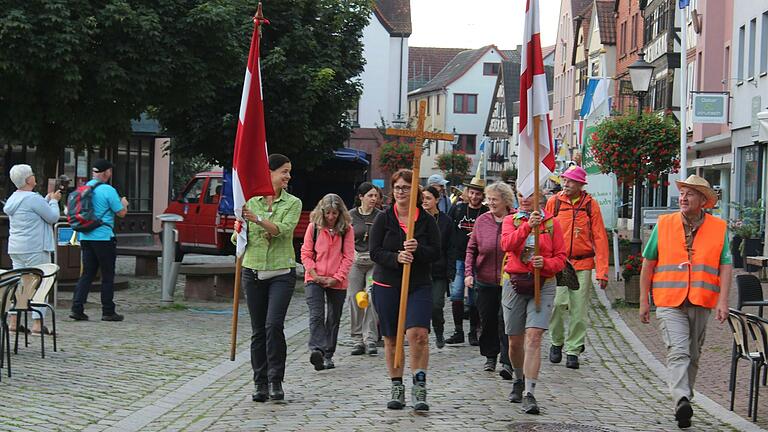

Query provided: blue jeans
[450,260,475,305]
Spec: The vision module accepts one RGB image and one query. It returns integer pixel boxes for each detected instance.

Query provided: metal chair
[29,263,60,355]
[727,309,764,416]
[0,275,22,380]
[0,268,44,357]
[746,314,768,421]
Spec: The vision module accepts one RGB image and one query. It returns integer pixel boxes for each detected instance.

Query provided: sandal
[31,326,52,335]
[11,325,31,334]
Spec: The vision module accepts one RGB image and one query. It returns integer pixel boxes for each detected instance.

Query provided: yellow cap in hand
[355,291,369,309]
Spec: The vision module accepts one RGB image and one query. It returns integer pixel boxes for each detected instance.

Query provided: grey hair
[309,193,352,234]
[485,182,515,210]
[9,164,33,189]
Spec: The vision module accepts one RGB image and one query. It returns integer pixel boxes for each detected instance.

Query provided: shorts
[502,276,556,336]
[372,283,432,337]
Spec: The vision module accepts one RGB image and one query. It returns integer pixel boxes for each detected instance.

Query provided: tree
[153,0,372,168]
[436,151,471,185]
[0,0,168,181]
[590,112,680,186]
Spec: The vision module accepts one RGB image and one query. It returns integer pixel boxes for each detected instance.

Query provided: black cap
[92,159,113,173]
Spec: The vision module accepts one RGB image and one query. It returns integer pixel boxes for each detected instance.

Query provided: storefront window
[741,145,762,206]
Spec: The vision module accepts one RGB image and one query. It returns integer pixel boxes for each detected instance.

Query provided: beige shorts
[502,277,556,335]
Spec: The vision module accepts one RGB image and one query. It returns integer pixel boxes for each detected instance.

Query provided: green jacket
[232,191,302,271]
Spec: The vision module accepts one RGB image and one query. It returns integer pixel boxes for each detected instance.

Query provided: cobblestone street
[0,257,757,431]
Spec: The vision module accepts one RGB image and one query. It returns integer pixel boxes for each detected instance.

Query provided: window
[631,14,638,49]
[741,145,762,207]
[436,95,441,114]
[181,177,205,204]
[738,25,746,81]
[620,22,627,55]
[761,12,768,75]
[454,94,478,113]
[112,136,154,212]
[483,63,500,76]
[457,134,477,154]
[204,178,223,204]
[749,18,757,78]
[427,96,431,115]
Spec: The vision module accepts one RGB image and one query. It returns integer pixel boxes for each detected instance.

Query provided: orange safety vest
[651,213,726,308]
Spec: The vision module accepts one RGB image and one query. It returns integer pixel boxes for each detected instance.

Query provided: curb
[595,288,766,432]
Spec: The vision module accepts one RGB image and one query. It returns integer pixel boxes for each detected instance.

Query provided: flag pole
[533,115,542,311]
[230,2,268,361]
[230,255,243,361]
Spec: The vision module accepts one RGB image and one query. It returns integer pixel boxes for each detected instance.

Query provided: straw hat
[675,175,718,209]
[463,177,486,191]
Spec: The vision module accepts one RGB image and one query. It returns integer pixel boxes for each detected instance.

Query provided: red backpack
[67,182,109,232]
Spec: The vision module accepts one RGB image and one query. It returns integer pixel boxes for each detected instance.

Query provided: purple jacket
[465,212,505,286]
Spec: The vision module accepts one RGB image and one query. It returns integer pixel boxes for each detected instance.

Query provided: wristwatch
[255,215,263,223]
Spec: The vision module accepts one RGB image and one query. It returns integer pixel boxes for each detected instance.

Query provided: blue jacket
[4,191,60,253]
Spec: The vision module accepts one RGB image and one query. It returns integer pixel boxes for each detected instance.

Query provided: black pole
[630,92,646,255]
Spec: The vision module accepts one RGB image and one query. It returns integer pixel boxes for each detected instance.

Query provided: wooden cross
[384,100,454,368]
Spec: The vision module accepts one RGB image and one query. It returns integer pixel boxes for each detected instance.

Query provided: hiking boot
[508,379,524,403]
[323,358,335,370]
[69,311,89,321]
[499,363,514,380]
[445,332,464,344]
[387,382,405,410]
[468,330,479,346]
[310,349,325,371]
[411,383,429,411]
[367,342,378,356]
[549,344,562,363]
[483,357,497,372]
[252,383,269,402]
[435,333,445,349]
[675,397,693,429]
[101,313,124,322]
[268,382,284,400]
[566,354,580,369]
[522,392,540,414]
[351,343,365,355]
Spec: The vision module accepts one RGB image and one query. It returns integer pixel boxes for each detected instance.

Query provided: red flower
[626,264,633,270]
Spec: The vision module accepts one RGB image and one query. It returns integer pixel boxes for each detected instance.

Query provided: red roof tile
[373,0,412,36]
[595,1,617,45]
[408,47,469,92]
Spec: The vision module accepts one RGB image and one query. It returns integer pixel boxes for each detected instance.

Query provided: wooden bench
[746,256,768,281]
[178,263,236,301]
[116,246,162,277]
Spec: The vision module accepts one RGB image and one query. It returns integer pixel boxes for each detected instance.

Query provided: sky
[408,0,561,50]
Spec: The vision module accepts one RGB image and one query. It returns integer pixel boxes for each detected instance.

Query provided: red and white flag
[233,20,274,257]
[517,0,556,198]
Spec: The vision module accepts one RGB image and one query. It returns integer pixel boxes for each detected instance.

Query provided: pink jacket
[465,212,505,285]
[300,223,355,289]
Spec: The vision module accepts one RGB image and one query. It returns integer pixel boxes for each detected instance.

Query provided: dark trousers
[431,278,448,336]
[243,268,296,385]
[475,280,502,359]
[72,239,117,315]
[498,304,510,365]
[305,282,346,359]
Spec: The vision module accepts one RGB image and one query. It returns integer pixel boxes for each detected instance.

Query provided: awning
[687,153,733,168]
[333,148,370,165]
[759,111,768,143]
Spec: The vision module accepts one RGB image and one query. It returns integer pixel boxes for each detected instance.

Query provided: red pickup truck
[164,149,369,258]
[164,171,311,258]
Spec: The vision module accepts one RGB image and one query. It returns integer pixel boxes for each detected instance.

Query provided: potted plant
[729,201,764,269]
[436,151,471,185]
[622,254,643,304]
[606,231,632,266]
[378,141,414,174]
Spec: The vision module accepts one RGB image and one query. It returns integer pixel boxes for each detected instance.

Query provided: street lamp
[510,151,518,170]
[627,52,654,255]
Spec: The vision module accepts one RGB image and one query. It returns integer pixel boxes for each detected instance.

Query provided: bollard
[156,213,184,303]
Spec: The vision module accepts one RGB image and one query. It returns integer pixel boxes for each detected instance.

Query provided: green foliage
[591,112,680,184]
[500,167,517,184]
[378,141,414,173]
[436,151,471,185]
[171,154,212,199]
[729,200,764,240]
[153,0,372,168]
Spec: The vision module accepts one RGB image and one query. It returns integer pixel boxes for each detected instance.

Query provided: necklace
[358,206,373,216]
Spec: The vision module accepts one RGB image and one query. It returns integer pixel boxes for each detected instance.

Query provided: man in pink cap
[545,165,609,369]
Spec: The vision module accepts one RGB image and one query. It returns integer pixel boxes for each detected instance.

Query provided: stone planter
[624,275,640,305]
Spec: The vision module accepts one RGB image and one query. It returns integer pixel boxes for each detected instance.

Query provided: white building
[407,45,506,182]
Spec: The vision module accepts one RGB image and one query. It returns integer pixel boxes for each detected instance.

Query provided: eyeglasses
[393,186,411,193]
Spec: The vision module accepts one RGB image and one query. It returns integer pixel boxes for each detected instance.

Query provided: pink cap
[561,166,588,184]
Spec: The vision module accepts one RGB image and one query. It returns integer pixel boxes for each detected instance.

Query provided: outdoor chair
[0,268,45,358]
[0,275,22,380]
[29,263,60,356]
[745,314,768,421]
[737,274,767,317]
[727,309,763,416]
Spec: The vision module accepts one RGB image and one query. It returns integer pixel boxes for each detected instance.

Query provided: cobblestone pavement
[0,257,743,431]
[607,267,768,429]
